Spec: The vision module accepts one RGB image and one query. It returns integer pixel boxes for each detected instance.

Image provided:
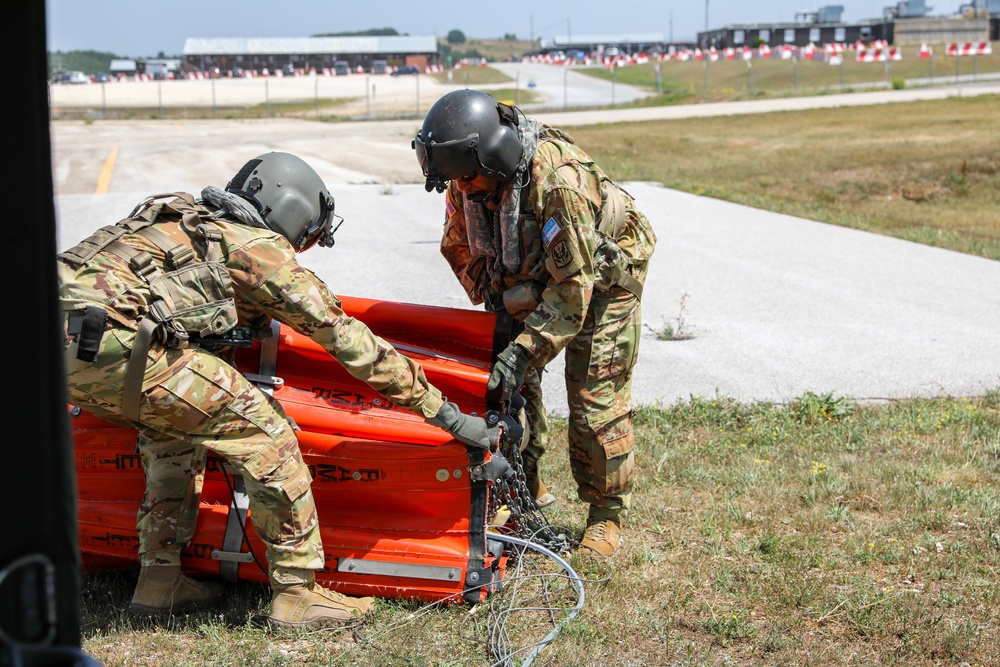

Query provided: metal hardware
[337,558,461,582]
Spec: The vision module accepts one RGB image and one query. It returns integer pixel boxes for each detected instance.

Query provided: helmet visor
[413,131,481,183]
[296,191,338,251]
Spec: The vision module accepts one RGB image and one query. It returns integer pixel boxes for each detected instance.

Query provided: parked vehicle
[62,71,89,84]
[390,65,420,76]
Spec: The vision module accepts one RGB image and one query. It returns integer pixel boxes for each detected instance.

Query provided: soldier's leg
[564,290,642,523]
[134,432,208,567]
[520,366,555,506]
[135,345,324,587]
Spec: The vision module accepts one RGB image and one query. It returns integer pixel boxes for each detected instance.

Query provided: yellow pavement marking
[95,145,120,194]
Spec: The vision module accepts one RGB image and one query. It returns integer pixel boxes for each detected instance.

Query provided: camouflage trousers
[64,320,323,588]
[524,276,646,522]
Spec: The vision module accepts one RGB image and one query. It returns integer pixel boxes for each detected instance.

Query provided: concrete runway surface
[51,91,1000,414]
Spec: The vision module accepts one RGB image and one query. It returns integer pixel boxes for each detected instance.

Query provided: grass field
[580,42,1000,101]
[80,392,1000,666]
[564,94,1000,261]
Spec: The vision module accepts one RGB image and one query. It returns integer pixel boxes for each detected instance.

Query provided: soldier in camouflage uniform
[59,152,489,629]
[413,90,657,556]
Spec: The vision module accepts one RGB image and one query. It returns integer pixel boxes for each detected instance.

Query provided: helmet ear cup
[226,152,336,252]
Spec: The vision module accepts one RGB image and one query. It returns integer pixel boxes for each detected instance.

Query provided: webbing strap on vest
[215,320,282,581]
[599,182,644,301]
[122,315,158,422]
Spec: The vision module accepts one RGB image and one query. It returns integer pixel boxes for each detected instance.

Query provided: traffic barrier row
[521,40,915,69]
[946,42,993,56]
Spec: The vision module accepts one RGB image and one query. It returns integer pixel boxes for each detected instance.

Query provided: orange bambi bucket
[72,297,515,604]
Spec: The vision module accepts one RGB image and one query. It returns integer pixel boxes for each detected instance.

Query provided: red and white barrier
[918,44,933,59]
[946,42,992,56]
[856,47,902,62]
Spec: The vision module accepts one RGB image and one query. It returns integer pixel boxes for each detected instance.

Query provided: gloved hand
[428,401,490,450]
[486,343,533,404]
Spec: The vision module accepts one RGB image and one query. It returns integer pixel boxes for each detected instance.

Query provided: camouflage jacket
[58,196,444,418]
[440,130,657,366]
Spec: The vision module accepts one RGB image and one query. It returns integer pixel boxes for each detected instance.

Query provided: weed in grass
[703,609,756,646]
[646,292,694,341]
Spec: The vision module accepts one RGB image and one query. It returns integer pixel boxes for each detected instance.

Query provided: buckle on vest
[128,250,157,279]
[166,245,194,267]
[196,224,222,241]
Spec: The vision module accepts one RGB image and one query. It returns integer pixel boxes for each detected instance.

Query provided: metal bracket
[242,373,284,388]
[211,550,254,564]
[337,558,462,582]
[469,450,512,483]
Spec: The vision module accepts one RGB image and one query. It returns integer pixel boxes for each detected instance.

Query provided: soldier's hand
[486,343,532,404]
[428,401,490,450]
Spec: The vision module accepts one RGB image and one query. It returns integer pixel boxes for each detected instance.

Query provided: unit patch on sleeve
[541,217,562,247]
[551,239,572,268]
[445,196,456,218]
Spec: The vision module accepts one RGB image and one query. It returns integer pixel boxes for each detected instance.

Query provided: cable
[485,534,586,667]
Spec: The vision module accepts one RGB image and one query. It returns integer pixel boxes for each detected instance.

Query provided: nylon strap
[122,315,158,422]
[597,182,644,300]
[599,180,628,240]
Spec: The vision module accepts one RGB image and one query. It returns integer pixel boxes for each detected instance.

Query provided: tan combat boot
[522,454,555,508]
[129,565,223,615]
[579,518,623,557]
[268,579,374,631]
[526,476,556,508]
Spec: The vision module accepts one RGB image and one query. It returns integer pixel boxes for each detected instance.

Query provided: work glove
[428,401,490,450]
[486,343,533,405]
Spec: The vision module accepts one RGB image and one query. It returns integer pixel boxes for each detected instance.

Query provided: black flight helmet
[412,90,523,193]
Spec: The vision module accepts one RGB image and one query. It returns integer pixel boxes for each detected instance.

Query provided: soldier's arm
[440,186,490,306]
[514,186,598,367]
[229,237,444,418]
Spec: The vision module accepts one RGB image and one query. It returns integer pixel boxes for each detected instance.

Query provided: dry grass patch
[566,94,1000,259]
[81,392,1000,666]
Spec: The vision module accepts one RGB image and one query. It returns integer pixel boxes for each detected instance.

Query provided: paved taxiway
[51,88,1000,414]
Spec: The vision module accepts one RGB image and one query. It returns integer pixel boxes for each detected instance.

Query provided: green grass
[81,391,1000,666]
[564,94,1000,260]
[579,41,1000,101]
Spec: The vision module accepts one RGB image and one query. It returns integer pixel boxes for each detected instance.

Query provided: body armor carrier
[58,193,251,420]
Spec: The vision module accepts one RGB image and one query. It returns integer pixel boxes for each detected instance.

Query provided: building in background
[698,3,994,49]
[182,36,439,75]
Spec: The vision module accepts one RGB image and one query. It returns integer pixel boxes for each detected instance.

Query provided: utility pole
[705,0,710,31]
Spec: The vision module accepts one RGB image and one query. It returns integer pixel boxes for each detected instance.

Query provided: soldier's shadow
[80,568,274,634]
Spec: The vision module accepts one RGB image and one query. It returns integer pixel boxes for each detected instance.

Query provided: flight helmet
[225,152,338,252]
[412,90,523,193]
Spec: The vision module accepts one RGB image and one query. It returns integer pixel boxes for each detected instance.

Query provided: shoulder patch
[445,196,456,218]
[541,217,562,247]
[551,239,573,269]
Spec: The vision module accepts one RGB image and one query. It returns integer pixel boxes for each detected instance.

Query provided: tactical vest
[58,193,241,420]
[519,131,642,299]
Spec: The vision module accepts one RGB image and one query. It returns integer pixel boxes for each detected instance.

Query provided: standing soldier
[412,90,657,556]
[59,152,489,628]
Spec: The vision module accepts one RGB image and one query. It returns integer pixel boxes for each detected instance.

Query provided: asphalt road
[51,84,1000,413]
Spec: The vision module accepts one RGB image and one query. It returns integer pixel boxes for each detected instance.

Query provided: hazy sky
[47,0,965,57]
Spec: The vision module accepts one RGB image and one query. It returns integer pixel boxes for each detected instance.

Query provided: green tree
[447,29,466,45]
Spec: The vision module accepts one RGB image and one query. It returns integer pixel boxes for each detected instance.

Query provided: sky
[47,0,967,58]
